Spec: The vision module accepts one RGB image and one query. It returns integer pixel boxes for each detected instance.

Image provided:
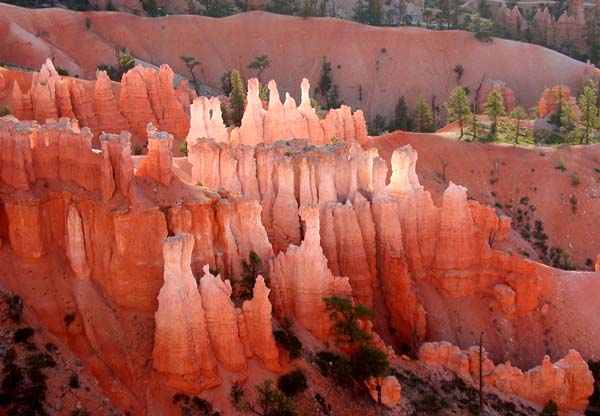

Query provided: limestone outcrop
[419,341,594,410]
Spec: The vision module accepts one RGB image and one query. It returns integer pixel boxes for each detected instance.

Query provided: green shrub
[277,370,308,397]
[571,174,580,186]
[540,400,558,416]
[273,319,302,360]
[0,107,11,117]
[68,372,80,388]
[350,345,389,382]
[14,327,34,344]
[3,293,23,323]
[179,140,188,156]
[55,66,69,76]
[556,156,567,171]
[25,352,56,370]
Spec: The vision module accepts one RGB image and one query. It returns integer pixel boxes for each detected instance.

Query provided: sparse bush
[3,293,23,323]
[55,66,69,76]
[540,400,558,416]
[350,344,389,382]
[14,327,34,344]
[25,352,56,370]
[252,379,297,416]
[179,140,188,156]
[84,17,92,29]
[230,384,244,407]
[571,174,580,186]
[273,318,302,360]
[68,372,80,388]
[0,107,11,117]
[569,194,577,213]
[556,156,567,171]
[277,370,308,397]
[239,251,265,301]
[323,296,374,346]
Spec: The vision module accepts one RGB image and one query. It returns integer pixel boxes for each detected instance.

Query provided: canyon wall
[0,89,598,412]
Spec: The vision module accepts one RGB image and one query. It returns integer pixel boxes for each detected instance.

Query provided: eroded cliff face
[0,93,597,413]
[419,341,594,410]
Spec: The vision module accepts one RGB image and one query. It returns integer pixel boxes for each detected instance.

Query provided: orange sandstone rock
[153,234,220,392]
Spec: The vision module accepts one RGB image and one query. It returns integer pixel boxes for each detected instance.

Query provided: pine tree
[248,55,271,82]
[413,97,434,133]
[393,96,409,131]
[578,81,599,144]
[509,106,527,145]
[484,90,506,135]
[444,87,471,139]
[229,70,245,127]
[560,100,580,136]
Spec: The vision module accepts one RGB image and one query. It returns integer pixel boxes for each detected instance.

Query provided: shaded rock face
[419,341,594,410]
[185,78,368,147]
[269,204,352,339]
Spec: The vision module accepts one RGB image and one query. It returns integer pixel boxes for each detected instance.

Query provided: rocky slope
[0,4,597,119]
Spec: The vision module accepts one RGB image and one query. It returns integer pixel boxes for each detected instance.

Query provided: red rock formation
[0,72,7,100]
[269,204,352,339]
[241,276,281,372]
[119,65,158,142]
[137,123,174,186]
[365,376,402,407]
[185,78,366,146]
[478,80,517,113]
[199,265,248,376]
[94,70,129,135]
[538,85,573,118]
[153,234,220,391]
[419,341,594,410]
[12,81,33,121]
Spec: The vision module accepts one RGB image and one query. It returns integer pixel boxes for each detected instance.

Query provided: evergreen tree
[315,58,341,109]
[578,81,599,144]
[248,55,271,82]
[229,70,245,127]
[180,55,202,94]
[393,96,409,131]
[509,106,527,145]
[484,90,506,134]
[413,97,434,132]
[560,100,580,136]
[444,87,471,139]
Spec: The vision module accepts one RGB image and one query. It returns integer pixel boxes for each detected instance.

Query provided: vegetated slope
[0,4,593,118]
[368,131,600,269]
